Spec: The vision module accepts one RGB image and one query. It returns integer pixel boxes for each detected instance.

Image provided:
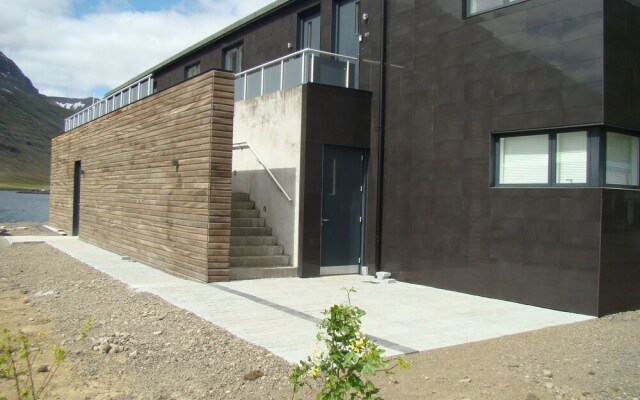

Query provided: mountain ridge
[0,51,88,189]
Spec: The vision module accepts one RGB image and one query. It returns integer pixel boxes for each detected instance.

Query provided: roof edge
[105,0,295,97]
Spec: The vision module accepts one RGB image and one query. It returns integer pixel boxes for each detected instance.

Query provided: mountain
[0,51,81,189]
[46,95,97,111]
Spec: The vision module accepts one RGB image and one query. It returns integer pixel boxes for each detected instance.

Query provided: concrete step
[232,200,255,210]
[231,218,266,228]
[230,266,297,280]
[229,246,284,257]
[231,236,278,246]
[231,209,260,218]
[232,192,250,201]
[230,245,284,257]
[231,226,272,236]
[230,255,291,267]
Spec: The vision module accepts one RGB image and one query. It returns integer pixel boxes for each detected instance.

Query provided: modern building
[52,0,640,316]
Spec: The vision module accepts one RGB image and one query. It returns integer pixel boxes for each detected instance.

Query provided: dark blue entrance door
[320,145,365,273]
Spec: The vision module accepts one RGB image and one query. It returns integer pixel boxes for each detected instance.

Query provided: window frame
[184,61,201,79]
[222,42,244,73]
[491,126,603,188]
[464,0,527,18]
[604,130,640,188]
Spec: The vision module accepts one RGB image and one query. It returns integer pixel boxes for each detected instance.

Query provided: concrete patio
[1,235,594,363]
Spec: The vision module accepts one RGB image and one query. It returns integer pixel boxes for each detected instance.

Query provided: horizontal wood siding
[49,70,234,282]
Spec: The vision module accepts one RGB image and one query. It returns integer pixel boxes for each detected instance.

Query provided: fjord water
[0,190,49,223]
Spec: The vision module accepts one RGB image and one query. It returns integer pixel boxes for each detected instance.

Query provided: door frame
[332,0,361,57]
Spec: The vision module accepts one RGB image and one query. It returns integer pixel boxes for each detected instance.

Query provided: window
[494,130,592,186]
[465,0,527,16]
[606,132,639,186]
[493,127,640,188]
[556,131,588,184]
[223,44,243,73]
[499,135,549,184]
[184,62,200,79]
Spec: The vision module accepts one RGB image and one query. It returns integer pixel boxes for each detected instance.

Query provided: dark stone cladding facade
[150,0,640,316]
[358,0,639,316]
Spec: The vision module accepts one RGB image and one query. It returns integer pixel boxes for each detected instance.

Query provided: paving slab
[1,236,594,363]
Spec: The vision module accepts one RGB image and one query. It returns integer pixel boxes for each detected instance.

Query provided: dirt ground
[1,223,639,400]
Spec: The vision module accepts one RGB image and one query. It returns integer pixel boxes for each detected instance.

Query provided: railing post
[260,67,265,96]
[345,59,350,88]
[280,59,284,90]
[310,52,315,83]
[243,74,247,100]
[301,50,306,84]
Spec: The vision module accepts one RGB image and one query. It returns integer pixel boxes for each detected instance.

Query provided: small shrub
[0,319,92,400]
[290,288,409,400]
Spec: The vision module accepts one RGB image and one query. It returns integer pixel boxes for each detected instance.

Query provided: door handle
[322,218,330,222]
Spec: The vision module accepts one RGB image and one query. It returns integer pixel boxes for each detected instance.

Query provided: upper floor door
[334,0,360,58]
[298,9,321,50]
[223,43,243,73]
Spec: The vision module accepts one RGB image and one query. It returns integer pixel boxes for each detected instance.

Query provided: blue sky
[0,0,274,98]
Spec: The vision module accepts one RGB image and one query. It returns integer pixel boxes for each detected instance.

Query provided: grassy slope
[0,88,71,189]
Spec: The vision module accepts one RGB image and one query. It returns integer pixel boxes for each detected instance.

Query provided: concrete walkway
[1,236,594,363]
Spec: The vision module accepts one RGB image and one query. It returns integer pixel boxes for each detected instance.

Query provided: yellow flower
[310,366,320,378]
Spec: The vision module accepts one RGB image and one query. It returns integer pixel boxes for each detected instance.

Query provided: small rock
[544,382,554,389]
[129,350,138,359]
[459,377,471,383]
[153,331,162,335]
[243,370,264,381]
[99,343,111,354]
[543,369,553,378]
[36,365,49,373]
[525,394,540,400]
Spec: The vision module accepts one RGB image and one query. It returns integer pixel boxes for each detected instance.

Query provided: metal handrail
[232,141,293,203]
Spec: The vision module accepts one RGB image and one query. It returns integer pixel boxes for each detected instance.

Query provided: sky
[0,0,274,98]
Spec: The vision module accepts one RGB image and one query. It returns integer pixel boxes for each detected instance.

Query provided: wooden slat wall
[49,70,234,282]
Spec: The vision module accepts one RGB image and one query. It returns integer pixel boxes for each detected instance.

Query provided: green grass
[1,75,72,189]
[0,171,48,190]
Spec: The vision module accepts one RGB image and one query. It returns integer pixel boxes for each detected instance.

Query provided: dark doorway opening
[72,160,81,236]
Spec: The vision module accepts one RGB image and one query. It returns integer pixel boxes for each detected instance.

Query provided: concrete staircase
[229,192,297,280]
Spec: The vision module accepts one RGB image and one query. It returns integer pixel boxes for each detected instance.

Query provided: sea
[0,190,49,223]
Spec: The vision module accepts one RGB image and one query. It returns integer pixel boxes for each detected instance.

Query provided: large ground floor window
[492,126,640,189]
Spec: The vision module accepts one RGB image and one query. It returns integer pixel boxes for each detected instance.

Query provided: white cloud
[0,0,274,98]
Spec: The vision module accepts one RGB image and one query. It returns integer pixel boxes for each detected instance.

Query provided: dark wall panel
[599,189,640,316]
[358,0,607,314]
[603,0,640,129]
[155,0,339,92]
[300,84,371,277]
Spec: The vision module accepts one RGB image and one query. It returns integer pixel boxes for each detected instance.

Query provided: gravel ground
[1,223,639,400]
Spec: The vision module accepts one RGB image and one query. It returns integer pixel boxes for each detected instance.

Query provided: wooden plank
[49,70,233,282]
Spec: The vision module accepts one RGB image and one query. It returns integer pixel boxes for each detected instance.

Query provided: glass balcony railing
[64,74,154,132]
[235,48,358,102]
[62,49,358,132]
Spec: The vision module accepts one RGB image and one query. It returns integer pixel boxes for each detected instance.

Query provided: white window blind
[499,135,549,184]
[468,0,503,14]
[556,131,587,184]
[467,0,525,15]
[606,132,639,185]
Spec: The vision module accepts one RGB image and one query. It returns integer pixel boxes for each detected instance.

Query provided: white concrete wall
[232,87,303,266]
